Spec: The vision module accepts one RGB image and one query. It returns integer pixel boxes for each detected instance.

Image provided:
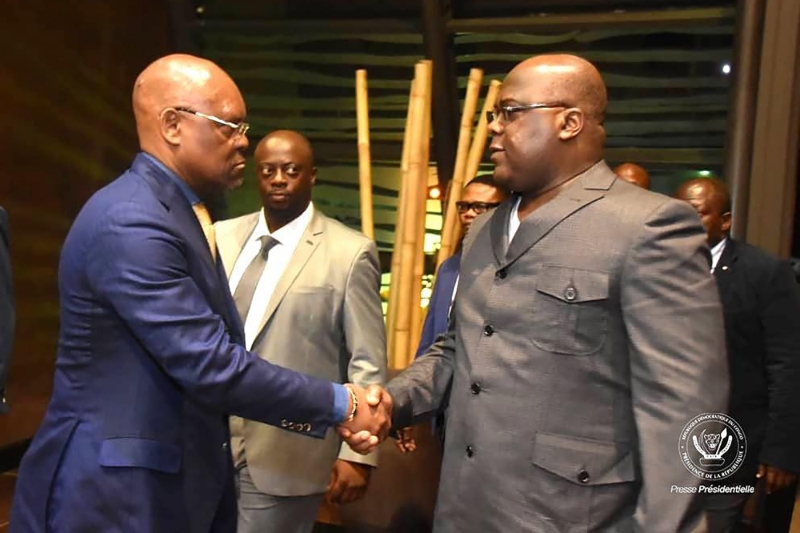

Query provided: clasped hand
[336,384,393,454]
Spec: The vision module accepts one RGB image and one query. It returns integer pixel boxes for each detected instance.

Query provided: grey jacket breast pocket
[530,266,609,355]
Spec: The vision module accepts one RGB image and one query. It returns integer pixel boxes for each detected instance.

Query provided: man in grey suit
[365,54,729,532]
[0,205,13,413]
[216,130,387,533]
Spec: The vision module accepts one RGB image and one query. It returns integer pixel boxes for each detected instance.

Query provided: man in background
[676,178,800,533]
[0,205,13,413]
[216,130,387,533]
[613,162,650,189]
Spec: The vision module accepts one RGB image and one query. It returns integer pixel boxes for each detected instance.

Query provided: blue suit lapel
[436,253,460,329]
[131,154,242,340]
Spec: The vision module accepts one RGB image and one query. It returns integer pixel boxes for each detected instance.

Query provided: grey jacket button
[564,286,577,301]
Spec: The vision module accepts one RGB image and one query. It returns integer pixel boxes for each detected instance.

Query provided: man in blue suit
[10,54,388,533]
[396,175,507,452]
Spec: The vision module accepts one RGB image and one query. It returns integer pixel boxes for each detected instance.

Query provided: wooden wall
[0,0,174,446]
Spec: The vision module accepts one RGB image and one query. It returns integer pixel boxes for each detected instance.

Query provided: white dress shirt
[710,237,727,273]
[508,196,522,242]
[228,203,314,349]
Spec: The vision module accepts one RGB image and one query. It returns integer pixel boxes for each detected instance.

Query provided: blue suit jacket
[11,154,337,533]
[415,252,460,359]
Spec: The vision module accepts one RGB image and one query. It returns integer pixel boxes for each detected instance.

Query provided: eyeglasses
[486,102,567,125]
[455,201,502,215]
[175,107,250,137]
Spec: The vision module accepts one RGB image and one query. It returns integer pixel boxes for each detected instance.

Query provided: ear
[557,108,584,141]
[159,108,182,147]
[721,211,732,233]
[310,166,317,186]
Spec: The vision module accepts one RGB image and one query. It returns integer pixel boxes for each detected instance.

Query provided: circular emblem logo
[678,413,747,480]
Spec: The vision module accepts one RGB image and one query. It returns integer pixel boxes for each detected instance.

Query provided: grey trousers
[703,492,749,533]
[235,465,325,533]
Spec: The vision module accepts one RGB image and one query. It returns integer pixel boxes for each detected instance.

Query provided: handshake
[336,384,394,454]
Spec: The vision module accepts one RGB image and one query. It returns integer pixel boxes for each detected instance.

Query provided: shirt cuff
[331,383,350,424]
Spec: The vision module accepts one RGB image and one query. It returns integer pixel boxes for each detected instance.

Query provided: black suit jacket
[714,238,800,480]
[0,206,14,413]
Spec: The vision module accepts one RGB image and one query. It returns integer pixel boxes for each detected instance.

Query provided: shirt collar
[251,202,315,246]
[141,152,200,206]
[710,237,728,271]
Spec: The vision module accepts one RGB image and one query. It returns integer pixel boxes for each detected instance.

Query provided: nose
[488,117,503,136]
[235,132,249,151]
[271,169,288,186]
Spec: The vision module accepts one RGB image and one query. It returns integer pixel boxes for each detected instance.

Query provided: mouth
[488,145,504,162]
[268,192,289,201]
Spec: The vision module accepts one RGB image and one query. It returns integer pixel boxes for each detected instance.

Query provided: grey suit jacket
[216,209,387,496]
[388,161,728,533]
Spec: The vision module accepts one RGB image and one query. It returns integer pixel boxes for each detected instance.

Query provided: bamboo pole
[391,61,430,369]
[409,60,434,366]
[355,69,374,239]
[386,81,416,367]
[436,69,484,268]
[444,79,502,252]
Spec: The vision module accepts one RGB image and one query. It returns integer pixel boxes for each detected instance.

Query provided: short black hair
[465,173,507,192]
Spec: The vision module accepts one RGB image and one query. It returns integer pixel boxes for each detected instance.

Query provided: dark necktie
[233,235,278,322]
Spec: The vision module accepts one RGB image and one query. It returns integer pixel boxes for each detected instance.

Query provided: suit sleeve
[758,259,800,473]
[0,208,14,413]
[338,239,387,465]
[620,199,728,531]
[85,203,337,438]
[386,305,457,429]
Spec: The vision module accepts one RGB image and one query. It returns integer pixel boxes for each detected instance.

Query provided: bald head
[614,163,650,190]
[131,54,249,199]
[489,54,608,198]
[506,54,608,123]
[255,130,317,232]
[133,54,241,149]
[256,130,315,167]
[674,178,731,247]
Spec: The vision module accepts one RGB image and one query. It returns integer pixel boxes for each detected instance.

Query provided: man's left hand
[325,459,372,504]
[757,463,798,494]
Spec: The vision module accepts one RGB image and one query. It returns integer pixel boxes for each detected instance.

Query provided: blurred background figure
[675,178,800,533]
[613,162,650,190]
[0,205,13,414]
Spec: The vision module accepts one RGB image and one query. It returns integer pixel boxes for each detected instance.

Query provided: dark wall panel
[0,0,173,446]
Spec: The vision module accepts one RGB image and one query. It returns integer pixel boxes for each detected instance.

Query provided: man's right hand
[395,427,417,454]
[337,384,393,454]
